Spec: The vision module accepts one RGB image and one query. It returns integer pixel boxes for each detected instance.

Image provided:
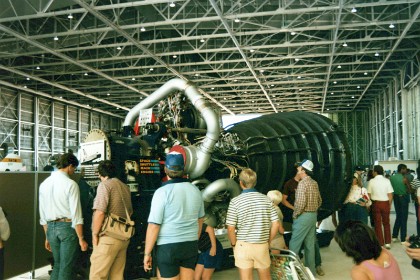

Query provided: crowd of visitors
[1,151,415,280]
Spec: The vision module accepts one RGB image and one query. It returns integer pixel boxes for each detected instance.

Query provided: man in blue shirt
[144,152,205,279]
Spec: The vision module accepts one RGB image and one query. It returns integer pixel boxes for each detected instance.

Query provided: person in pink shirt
[334,220,402,280]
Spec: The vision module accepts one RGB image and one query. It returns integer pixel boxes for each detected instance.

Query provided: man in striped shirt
[226,168,279,280]
[289,159,322,277]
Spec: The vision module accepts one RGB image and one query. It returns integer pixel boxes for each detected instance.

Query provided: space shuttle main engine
[81,78,352,278]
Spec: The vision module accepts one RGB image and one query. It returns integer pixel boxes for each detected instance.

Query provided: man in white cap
[143,151,205,280]
[288,159,322,277]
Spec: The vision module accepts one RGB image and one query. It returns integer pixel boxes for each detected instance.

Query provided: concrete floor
[8,203,419,280]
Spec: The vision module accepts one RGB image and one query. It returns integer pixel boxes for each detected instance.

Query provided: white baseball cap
[300,159,314,172]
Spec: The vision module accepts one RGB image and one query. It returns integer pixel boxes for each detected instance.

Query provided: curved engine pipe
[123,78,220,179]
[202,179,241,203]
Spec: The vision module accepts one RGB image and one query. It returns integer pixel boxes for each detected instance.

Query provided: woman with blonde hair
[266,190,286,254]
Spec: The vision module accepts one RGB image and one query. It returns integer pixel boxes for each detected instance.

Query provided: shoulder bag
[99,186,135,241]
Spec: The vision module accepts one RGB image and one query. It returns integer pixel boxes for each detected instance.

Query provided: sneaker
[384,244,391,249]
[392,238,399,243]
[316,266,325,276]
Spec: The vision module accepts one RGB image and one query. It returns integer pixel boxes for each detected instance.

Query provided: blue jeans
[47,222,78,280]
[392,194,410,240]
[289,212,317,276]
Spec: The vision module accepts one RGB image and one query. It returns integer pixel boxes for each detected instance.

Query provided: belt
[48,218,72,223]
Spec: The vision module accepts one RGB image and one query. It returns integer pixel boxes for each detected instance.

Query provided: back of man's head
[373,165,384,175]
[397,164,407,173]
[57,153,79,169]
[239,168,257,189]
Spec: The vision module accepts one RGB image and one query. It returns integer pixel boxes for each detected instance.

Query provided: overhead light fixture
[351,96,355,99]
[36,66,40,70]
[53,36,59,41]
[84,72,88,76]
[364,72,368,75]
[297,76,301,79]
[389,23,395,28]
[26,77,30,80]
[375,52,379,57]
[259,69,264,73]
[211,87,215,90]
[150,68,154,71]
[347,104,350,107]
[117,46,122,50]
[271,84,274,87]
[351,7,357,13]
[357,85,360,89]
[234,18,240,23]
[342,42,348,47]
[333,81,337,84]
[132,77,136,81]
[299,88,302,91]
[294,58,300,62]
[140,27,146,32]
[59,96,63,99]
[250,49,255,53]
[331,92,334,95]
[169,2,175,8]
[291,31,296,35]
[68,14,73,19]
[172,55,177,58]
[107,93,110,96]
[200,38,205,43]
[23,85,27,89]
[338,65,342,68]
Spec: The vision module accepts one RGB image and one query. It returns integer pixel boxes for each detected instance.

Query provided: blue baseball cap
[165,152,184,171]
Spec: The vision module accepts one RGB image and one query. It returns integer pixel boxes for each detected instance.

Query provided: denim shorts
[196,240,224,269]
[156,240,198,278]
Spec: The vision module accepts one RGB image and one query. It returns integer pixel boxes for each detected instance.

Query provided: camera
[408,234,420,269]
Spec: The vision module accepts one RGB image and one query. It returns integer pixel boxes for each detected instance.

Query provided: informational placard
[138,108,153,127]
[139,157,160,174]
[79,140,105,164]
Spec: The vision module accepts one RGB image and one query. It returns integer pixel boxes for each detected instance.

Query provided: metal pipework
[201,179,241,203]
[123,78,220,179]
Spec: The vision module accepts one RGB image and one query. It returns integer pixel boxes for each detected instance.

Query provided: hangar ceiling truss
[0,0,418,117]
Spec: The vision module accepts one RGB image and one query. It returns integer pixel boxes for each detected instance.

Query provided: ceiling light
[234,79,238,82]
[169,2,175,8]
[68,14,73,19]
[223,97,227,100]
[297,76,301,79]
[107,93,110,96]
[84,73,88,76]
[211,87,214,90]
[150,68,154,71]
[26,77,30,80]
[259,69,264,73]
[351,7,357,13]
[59,96,63,99]
[347,104,350,106]
[338,65,342,68]
[364,72,368,75]
[233,105,236,108]
[327,108,330,111]
[23,85,27,88]
[342,42,348,47]
[299,88,302,91]
[132,77,136,81]
[291,31,296,35]
[331,92,334,95]
[250,49,255,53]
[333,81,337,84]
[200,38,205,43]
[173,55,177,58]
[117,46,122,50]
[36,66,40,70]
[357,85,360,89]
[117,107,120,110]
[140,27,146,32]
[194,73,199,77]
[271,84,274,87]
[53,36,59,41]
[375,52,379,57]
[389,23,395,28]
[352,96,355,99]
[294,58,300,62]
[234,18,240,23]
[252,100,255,103]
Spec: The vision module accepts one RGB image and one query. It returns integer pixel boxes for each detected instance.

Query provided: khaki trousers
[89,235,130,280]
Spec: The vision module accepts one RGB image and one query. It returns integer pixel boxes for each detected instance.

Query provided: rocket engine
[80,78,352,278]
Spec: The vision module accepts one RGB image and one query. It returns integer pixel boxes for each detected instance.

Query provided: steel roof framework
[0,0,418,117]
